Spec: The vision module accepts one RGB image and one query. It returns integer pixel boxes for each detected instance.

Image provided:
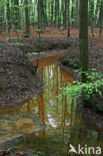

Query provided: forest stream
[0,55,103,156]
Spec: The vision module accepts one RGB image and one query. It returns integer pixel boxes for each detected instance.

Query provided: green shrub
[62,68,103,112]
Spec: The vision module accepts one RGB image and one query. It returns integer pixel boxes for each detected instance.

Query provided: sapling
[35,28,41,71]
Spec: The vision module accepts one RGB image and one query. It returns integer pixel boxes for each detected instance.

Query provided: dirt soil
[60,37,103,74]
[0,42,43,108]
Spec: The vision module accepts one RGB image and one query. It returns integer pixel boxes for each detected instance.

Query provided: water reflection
[15,56,80,155]
[0,55,103,155]
[17,56,103,155]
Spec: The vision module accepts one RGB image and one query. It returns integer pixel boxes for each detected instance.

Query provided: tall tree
[25,0,30,37]
[71,0,75,28]
[95,0,100,26]
[63,0,67,28]
[99,0,103,37]
[79,0,89,82]
[6,0,11,42]
[38,0,43,29]
[89,0,94,36]
[14,0,19,29]
[51,0,54,26]
[75,0,79,28]
[67,0,70,37]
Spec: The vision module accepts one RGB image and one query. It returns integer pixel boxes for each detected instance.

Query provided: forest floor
[0,27,103,155]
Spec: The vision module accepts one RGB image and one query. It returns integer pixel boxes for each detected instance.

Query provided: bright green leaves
[26,51,44,56]
[62,68,103,100]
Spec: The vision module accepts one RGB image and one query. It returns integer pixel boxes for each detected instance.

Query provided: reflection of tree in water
[20,56,103,155]
[67,102,103,155]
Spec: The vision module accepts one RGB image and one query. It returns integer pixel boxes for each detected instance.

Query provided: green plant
[35,150,44,156]
[62,68,103,111]
[68,58,80,68]
[26,51,45,56]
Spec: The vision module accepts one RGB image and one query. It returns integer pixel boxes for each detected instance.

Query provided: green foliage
[35,151,44,156]
[65,68,103,97]
[65,58,80,69]
[35,29,42,33]
[62,68,103,111]
[26,52,38,56]
[26,51,44,56]
[68,58,80,68]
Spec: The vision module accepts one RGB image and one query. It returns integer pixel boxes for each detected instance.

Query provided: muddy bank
[0,43,43,108]
[60,37,103,75]
[18,37,71,53]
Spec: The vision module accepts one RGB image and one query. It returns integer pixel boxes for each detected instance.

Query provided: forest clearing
[0,0,103,156]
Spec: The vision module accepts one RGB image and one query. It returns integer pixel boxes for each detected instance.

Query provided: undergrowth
[61,68,103,112]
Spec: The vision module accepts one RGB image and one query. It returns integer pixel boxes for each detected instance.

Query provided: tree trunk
[63,0,67,29]
[95,0,100,26]
[67,0,70,37]
[51,0,54,26]
[75,0,79,28]
[79,0,89,82]
[38,0,43,29]
[71,0,75,28]
[6,0,11,42]
[99,0,103,38]
[14,0,19,29]
[57,0,60,29]
[89,0,94,37]
[25,0,30,37]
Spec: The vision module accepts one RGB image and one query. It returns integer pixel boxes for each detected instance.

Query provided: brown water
[0,55,103,155]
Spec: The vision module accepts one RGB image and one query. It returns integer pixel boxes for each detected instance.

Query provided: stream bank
[0,37,70,108]
[0,43,43,108]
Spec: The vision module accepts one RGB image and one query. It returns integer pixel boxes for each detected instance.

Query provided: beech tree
[0,0,103,41]
[67,0,70,37]
[6,0,11,42]
[79,0,89,82]
[14,0,19,29]
[25,0,30,37]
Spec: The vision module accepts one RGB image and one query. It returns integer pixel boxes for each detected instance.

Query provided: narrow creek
[0,55,103,155]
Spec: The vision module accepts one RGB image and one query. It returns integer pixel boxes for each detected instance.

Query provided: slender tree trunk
[99,0,103,38]
[89,0,94,37]
[67,0,70,37]
[25,0,30,37]
[42,0,46,28]
[14,0,19,29]
[0,5,3,27]
[51,0,54,26]
[63,0,67,29]
[75,0,79,28]
[38,0,43,29]
[55,0,57,27]
[71,0,75,28]
[6,0,11,42]
[79,0,89,82]
[95,0,100,26]
[57,0,60,29]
